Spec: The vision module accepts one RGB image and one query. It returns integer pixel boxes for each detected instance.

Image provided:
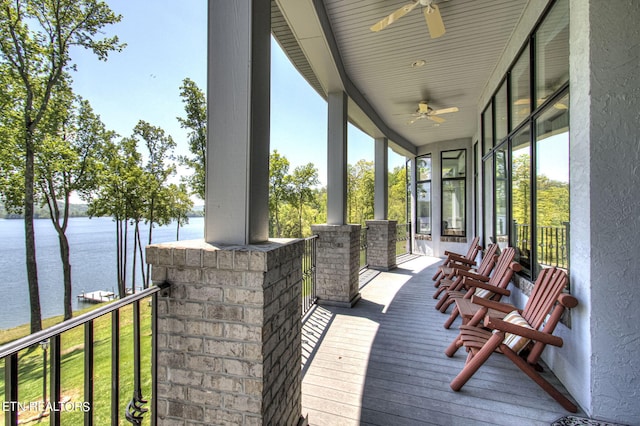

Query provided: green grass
[1,300,153,425]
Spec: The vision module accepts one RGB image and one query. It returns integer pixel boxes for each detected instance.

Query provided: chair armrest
[447,253,477,266]
[470,295,517,314]
[484,316,564,347]
[444,249,463,257]
[465,280,511,296]
[457,270,490,282]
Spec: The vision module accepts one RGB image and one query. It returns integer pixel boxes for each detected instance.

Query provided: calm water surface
[0,216,204,331]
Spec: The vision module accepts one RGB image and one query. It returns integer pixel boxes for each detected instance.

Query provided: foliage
[177,78,207,200]
[0,0,124,333]
[269,150,290,238]
[289,163,320,236]
[388,165,408,224]
[347,159,374,225]
[37,94,115,319]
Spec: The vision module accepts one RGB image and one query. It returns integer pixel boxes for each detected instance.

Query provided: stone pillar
[311,224,361,307]
[147,239,305,425]
[374,137,388,220]
[366,220,398,271]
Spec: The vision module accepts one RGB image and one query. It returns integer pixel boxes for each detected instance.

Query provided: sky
[69,0,406,198]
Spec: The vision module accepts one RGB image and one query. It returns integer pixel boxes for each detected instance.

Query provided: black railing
[302,235,318,317]
[360,226,369,270]
[514,223,569,269]
[0,284,166,426]
[396,222,411,256]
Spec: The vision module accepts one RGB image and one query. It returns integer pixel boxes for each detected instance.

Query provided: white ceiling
[273,0,530,155]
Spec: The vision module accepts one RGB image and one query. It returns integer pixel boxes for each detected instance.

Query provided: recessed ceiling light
[411,60,426,68]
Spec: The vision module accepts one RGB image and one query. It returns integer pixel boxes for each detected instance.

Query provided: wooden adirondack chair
[439,247,521,330]
[447,267,578,412]
[432,236,481,283]
[432,243,499,300]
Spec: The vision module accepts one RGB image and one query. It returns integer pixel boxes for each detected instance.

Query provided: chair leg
[502,347,578,413]
[445,334,463,357]
[450,332,504,391]
[435,292,449,308]
[439,297,455,313]
[432,268,443,281]
[443,305,460,329]
[433,284,446,299]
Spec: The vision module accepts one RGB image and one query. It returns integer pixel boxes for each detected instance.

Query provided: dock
[77,290,117,303]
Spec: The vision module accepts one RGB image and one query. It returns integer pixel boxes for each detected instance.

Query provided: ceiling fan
[407,101,458,124]
[370,0,446,38]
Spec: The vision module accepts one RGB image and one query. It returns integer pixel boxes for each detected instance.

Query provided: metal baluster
[111,310,119,426]
[5,353,18,426]
[50,335,61,426]
[126,300,148,425]
[84,321,94,426]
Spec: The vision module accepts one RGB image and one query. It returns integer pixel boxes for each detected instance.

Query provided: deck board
[301,255,582,425]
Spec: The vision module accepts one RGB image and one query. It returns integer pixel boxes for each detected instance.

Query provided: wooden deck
[301,255,583,425]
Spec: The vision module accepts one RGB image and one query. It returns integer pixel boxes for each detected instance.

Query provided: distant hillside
[0,202,204,219]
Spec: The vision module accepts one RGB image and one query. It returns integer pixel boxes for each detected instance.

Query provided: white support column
[327,91,348,225]
[374,137,388,220]
[205,0,270,245]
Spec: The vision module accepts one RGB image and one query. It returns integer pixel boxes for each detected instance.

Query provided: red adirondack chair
[432,236,481,283]
[447,267,578,412]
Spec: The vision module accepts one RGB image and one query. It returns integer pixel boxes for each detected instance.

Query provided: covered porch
[301,255,582,425]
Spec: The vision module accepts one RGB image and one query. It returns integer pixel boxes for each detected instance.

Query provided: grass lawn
[1,299,153,425]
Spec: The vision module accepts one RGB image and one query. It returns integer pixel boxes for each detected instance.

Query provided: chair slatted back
[476,243,499,276]
[464,236,481,261]
[487,247,517,288]
[522,267,568,329]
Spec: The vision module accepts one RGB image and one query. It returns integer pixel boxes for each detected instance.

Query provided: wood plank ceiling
[273,0,530,151]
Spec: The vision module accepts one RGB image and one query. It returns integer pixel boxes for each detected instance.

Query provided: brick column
[146,238,305,425]
[366,220,398,271]
[311,224,361,307]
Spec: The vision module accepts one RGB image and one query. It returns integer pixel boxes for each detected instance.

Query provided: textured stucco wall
[570,0,640,422]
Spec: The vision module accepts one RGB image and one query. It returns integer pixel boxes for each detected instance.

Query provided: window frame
[416,154,432,235]
[441,149,467,238]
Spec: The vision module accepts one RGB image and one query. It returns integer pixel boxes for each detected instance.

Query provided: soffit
[273,0,530,152]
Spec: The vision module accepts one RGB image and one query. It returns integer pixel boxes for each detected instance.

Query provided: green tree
[166,183,194,240]
[88,137,144,298]
[347,160,374,225]
[132,121,176,288]
[289,163,320,237]
[388,165,407,224]
[177,78,207,200]
[269,150,290,238]
[37,96,114,319]
[0,0,123,332]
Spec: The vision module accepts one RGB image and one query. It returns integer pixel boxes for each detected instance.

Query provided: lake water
[0,216,204,331]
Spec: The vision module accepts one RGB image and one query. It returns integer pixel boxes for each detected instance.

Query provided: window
[442,149,466,236]
[495,144,508,249]
[480,0,569,282]
[511,45,531,129]
[535,0,569,107]
[535,91,569,276]
[495,81,508,143]
[482,104,494,155]
[416,155,431,234]
[511,125,531,274]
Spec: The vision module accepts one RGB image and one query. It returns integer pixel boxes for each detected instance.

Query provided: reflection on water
[0,216,204,330]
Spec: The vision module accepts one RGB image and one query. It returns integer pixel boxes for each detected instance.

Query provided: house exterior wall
[568,1,640,422]
[476,0,640,422]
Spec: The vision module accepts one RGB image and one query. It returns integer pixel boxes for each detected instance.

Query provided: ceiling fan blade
[424,4,446,38]
[428,115,446,124]
[407,116,423,125]
[370,1,419,32]
[418,102,430,114]
[432,106,458,115]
